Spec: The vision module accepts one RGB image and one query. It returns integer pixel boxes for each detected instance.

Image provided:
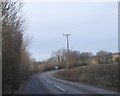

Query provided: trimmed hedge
[54,63,118,89]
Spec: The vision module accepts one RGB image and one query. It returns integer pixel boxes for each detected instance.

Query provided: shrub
[54,63,118,89]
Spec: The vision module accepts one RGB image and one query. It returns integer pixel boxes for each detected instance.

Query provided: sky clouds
[23,2,118,61]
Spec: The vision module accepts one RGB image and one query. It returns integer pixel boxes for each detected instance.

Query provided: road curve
[22,70,118,95]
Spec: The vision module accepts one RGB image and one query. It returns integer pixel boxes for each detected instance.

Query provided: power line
[63,33,71,52]
[63,33,71,68]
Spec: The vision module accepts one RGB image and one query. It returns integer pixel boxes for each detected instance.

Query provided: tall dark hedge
[2,1,32,94]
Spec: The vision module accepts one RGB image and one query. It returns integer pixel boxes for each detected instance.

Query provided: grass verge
[53,63,118,91]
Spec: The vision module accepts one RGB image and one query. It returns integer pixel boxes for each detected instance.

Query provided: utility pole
[63,33,71,68]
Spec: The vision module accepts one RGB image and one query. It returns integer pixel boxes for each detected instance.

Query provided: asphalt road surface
[22,70,118,95]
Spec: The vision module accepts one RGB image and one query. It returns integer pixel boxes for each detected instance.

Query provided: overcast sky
[23,1,118,61]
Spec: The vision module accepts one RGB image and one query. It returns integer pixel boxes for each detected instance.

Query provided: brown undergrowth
[54,63,118,90]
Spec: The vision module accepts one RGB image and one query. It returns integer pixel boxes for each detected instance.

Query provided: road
[22,70,118,95]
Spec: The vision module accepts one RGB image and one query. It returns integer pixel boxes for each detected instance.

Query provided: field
[53,63,118,90]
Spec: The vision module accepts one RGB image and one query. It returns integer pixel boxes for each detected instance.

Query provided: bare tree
[79,52,93,66]
[96,50,113,64]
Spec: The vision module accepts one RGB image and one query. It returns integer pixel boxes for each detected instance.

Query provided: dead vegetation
[2,1,34,94]
[54,63,118,89]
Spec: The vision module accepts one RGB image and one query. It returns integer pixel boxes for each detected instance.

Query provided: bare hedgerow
[2,0,33,94]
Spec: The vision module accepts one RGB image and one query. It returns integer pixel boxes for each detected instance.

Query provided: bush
[54,63,118,89]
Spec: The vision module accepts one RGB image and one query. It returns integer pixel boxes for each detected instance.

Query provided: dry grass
[54,63,118,89]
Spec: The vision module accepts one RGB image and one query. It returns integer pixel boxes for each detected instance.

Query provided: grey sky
[23,2,118,61]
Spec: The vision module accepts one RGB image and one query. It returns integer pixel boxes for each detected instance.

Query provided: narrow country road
[22,70,118,95]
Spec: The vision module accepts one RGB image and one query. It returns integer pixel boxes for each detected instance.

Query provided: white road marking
[54,85,66,92]
[46,81,52,84]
